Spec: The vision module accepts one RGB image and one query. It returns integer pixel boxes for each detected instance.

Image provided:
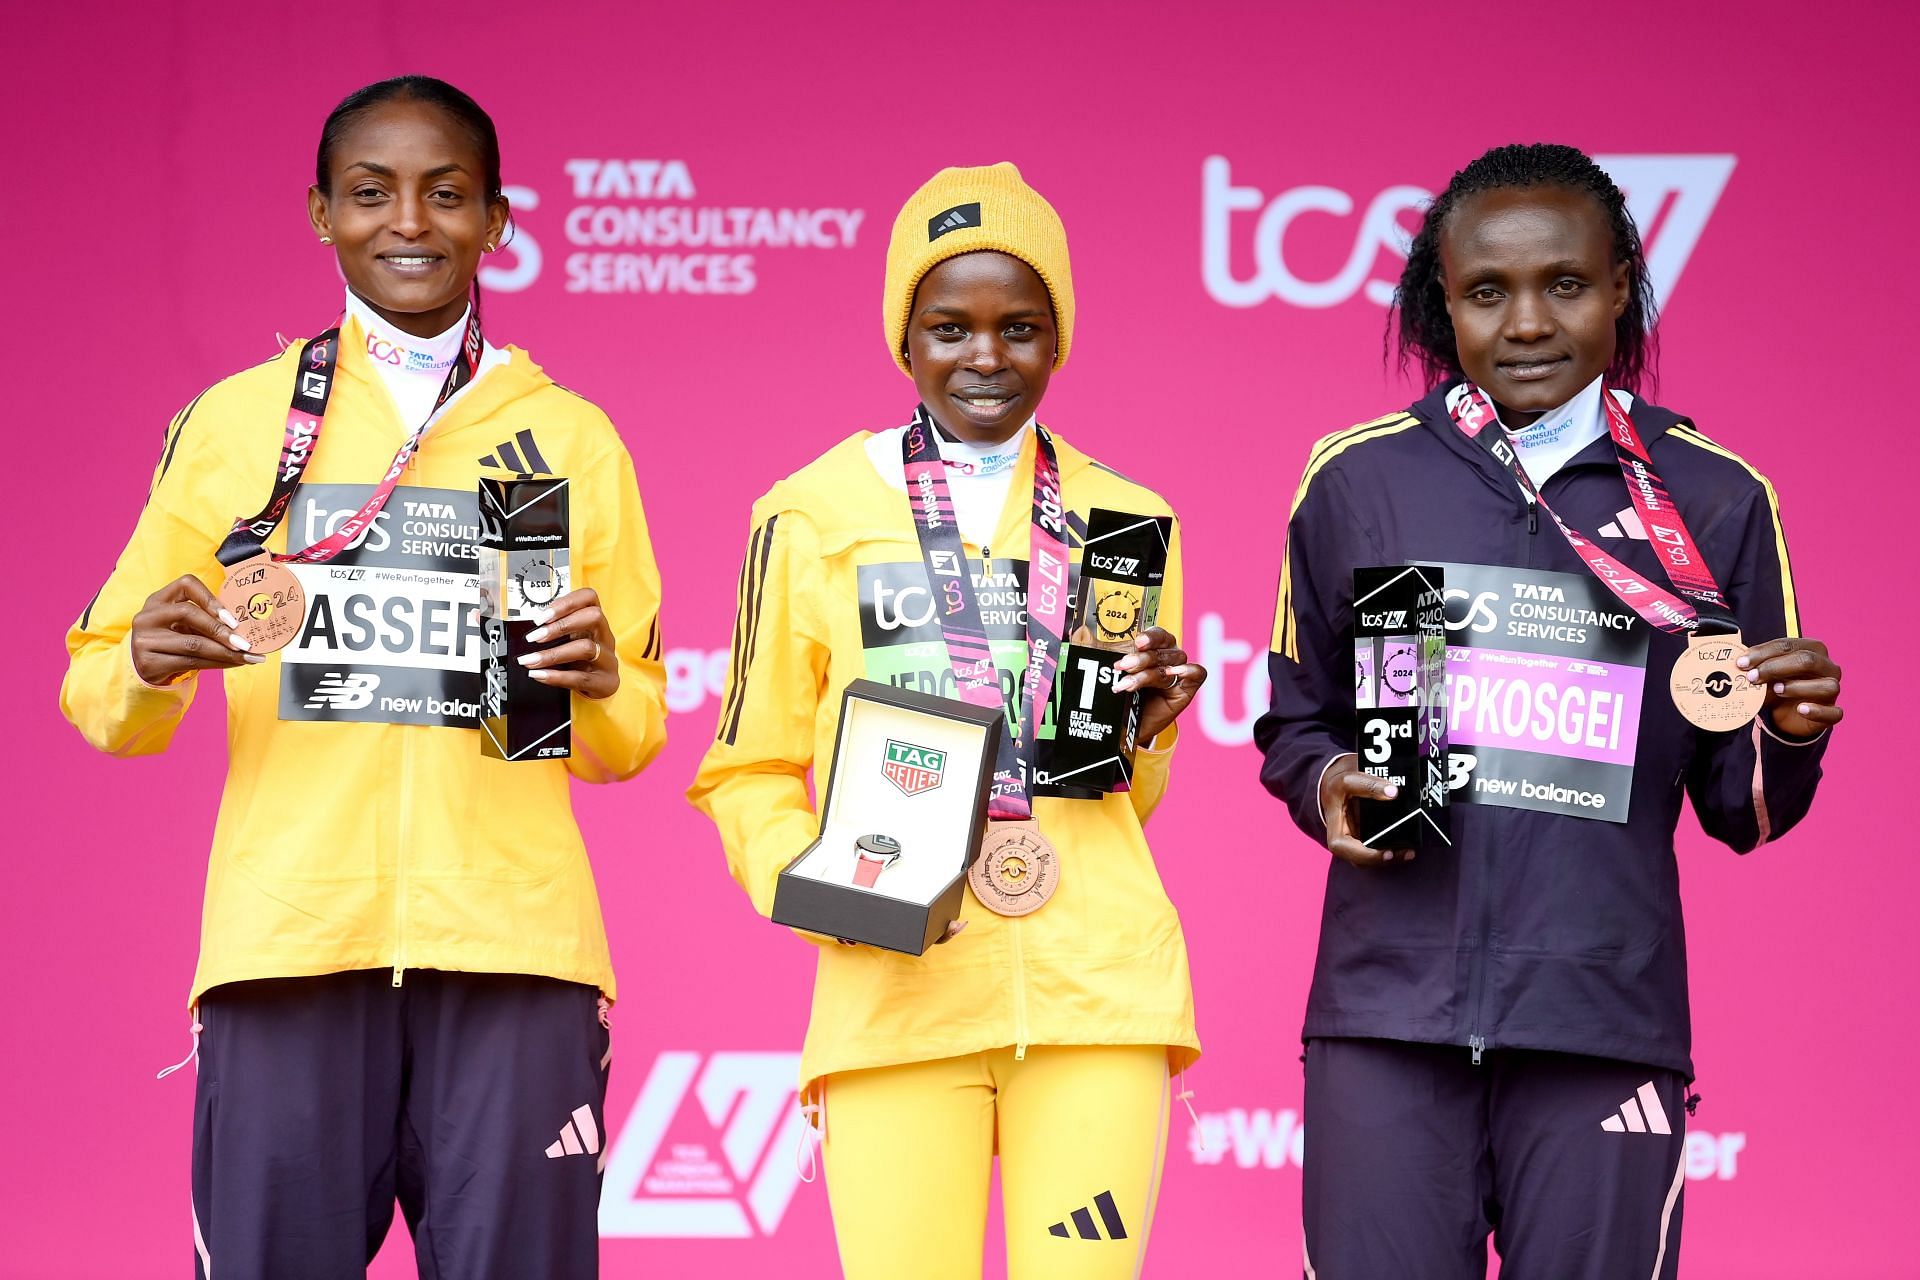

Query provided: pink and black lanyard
[1445,382,1740,637]
[214,306,483,569]
[902,406,1071,820]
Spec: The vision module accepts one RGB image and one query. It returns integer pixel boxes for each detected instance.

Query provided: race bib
[277,484,486,726]
[1436,562,1651,823]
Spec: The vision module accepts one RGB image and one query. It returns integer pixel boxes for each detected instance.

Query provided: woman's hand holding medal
[1114,625,1207,745]
[131,575,265,685]
[520,587,620,699]
[1738,636,1843,738]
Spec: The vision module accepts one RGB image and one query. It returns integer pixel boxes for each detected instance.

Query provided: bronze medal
[217,555,306,655]
[1669,631,1764,731]
[968,820,1059,917]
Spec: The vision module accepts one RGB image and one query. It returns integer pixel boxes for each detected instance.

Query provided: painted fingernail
[1116,656,1139,672]
[1115,677,1136,693]
[517,653,539,666]
[1382,850,1395,861]
[1798,703,1814,715]
[1383,785,1399,799]
[227,634,253,651]
[526,626,549,643]
[218,608,239,628]
[1746,670,1761,683]
[243,653,267,665]
[533,608,557,625]
[1773,682,1786,694]
[528,669,555,682]
[1736,655,1751,669]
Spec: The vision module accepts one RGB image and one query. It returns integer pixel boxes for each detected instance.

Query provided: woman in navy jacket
[1256,143,1842,1280]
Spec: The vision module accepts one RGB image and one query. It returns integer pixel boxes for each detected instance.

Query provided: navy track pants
[1303,1037,1690,1280]
[190,969,610,1280]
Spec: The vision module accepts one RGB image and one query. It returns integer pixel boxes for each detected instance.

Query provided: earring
[319,236,332,245]
[484,241,496,253]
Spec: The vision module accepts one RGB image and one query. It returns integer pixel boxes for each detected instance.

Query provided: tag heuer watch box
[478,476,572,761]
[1037,509,1173,795]
[773,680,1001,954]
[1351,564,1451,850]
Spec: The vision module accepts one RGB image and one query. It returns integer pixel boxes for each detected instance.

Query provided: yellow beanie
[883,162,1074,376]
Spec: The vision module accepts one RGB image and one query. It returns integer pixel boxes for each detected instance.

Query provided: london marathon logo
[882,740,946,796]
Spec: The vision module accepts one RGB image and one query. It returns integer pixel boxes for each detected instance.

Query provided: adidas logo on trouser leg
[1600,1082,1673,1134]
[1047,1190,1129,1240]
[545,1104,601,1158]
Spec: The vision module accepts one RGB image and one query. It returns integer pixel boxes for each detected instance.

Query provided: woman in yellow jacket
[60,77,666,1280]
[690,163,1204,1280]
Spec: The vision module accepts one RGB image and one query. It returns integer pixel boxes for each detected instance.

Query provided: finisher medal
[968,822,1058,916]
[1670,631,1767,731]
[211,306,483,666]
[217,554,306,654]
[1447,382,1763,730]
[902,406,1070,916]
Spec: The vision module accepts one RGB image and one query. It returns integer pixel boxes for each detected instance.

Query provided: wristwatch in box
[852,833,902,888]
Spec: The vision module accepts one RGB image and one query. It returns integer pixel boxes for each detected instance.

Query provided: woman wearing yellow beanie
[690,162,1205,1279]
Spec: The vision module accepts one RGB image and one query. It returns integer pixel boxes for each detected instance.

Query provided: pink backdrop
[8,2,1914,1275]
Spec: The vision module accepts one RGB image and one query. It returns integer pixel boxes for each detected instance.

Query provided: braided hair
[1391,143,1659,395]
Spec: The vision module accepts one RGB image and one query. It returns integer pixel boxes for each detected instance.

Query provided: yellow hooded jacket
[688,427,1200,1094]
[62,319,668,1004]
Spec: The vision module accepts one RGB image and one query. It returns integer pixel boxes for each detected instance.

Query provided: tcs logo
[478,184,543,293]
[1201,154,1736,311]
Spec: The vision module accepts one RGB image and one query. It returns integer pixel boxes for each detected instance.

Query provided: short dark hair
[1391,143,1659,395]
[315,75,503,202]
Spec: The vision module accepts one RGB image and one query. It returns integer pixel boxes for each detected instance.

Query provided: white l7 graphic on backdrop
[1201,154,1737,311]
[599,1051,808,1238]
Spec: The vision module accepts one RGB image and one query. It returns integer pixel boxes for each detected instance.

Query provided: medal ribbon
[215,303,484,569]
[902,405,1070,820]
[1445,382,1739,636]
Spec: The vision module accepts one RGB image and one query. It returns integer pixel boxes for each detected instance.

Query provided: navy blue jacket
[1255,384,1829,1077]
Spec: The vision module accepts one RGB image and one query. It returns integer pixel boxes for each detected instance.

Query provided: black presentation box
[772,680,1001,955]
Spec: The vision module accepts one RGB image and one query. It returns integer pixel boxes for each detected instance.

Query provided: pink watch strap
[853,854,886,888]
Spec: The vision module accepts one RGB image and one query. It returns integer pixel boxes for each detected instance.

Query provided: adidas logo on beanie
[928,202,981,240]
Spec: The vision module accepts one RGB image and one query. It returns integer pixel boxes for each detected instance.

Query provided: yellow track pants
[821,1045,1170,1279]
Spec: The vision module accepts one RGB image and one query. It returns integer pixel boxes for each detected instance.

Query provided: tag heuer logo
[928,203,981,241]
[883,740,946,796]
